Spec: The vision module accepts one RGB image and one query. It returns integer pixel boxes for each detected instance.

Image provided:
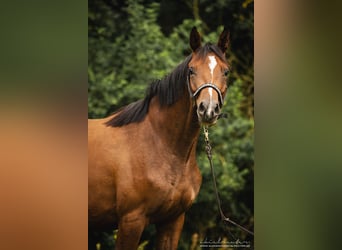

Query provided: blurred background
[88,0,254,249]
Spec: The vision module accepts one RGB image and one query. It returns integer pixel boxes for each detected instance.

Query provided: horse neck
[147,88,200,162]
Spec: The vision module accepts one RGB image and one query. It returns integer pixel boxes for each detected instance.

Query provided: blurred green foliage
[88,0,253,249]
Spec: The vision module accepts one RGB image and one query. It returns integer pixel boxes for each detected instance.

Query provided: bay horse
[88,27,230,250]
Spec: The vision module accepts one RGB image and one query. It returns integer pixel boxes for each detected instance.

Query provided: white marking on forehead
[208,56,217,100]
[208,55,217,77]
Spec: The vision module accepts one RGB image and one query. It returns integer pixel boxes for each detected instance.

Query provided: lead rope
[203,126,254,236]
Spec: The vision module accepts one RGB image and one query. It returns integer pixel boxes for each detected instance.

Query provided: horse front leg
[155,213,185,250]
[115,211,147,250]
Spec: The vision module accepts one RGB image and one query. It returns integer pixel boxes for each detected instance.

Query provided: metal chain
[203,126,254,236]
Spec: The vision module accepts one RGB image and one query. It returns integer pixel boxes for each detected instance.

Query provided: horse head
[188,27,230,125]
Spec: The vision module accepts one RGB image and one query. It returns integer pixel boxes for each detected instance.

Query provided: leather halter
[187,73,224,107]
[192,83,224,107]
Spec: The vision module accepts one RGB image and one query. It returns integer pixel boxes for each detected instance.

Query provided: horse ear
[217,27,230,53]
[190,27,201,52]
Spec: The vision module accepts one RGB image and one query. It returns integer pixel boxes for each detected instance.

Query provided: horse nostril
[198,102,206,114]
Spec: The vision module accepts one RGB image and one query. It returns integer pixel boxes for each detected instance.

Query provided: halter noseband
[187,67,225,107]
[192,83,224,107]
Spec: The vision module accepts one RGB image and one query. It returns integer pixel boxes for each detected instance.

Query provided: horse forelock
[195,43,227,63]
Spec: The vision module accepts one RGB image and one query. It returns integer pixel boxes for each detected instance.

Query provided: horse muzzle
[197,99,221,125]
[191,83,224,125]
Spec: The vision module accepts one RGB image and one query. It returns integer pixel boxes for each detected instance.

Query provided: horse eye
[189,67,195,76]
[224,69,230,77]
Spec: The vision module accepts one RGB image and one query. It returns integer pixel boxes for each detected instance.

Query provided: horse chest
[147,163,201,222]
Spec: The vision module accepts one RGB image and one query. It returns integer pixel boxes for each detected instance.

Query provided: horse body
[89,95,202,248]
[88,27,230,249]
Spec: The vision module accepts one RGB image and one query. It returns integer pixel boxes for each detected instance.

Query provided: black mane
[105,43,226,127]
